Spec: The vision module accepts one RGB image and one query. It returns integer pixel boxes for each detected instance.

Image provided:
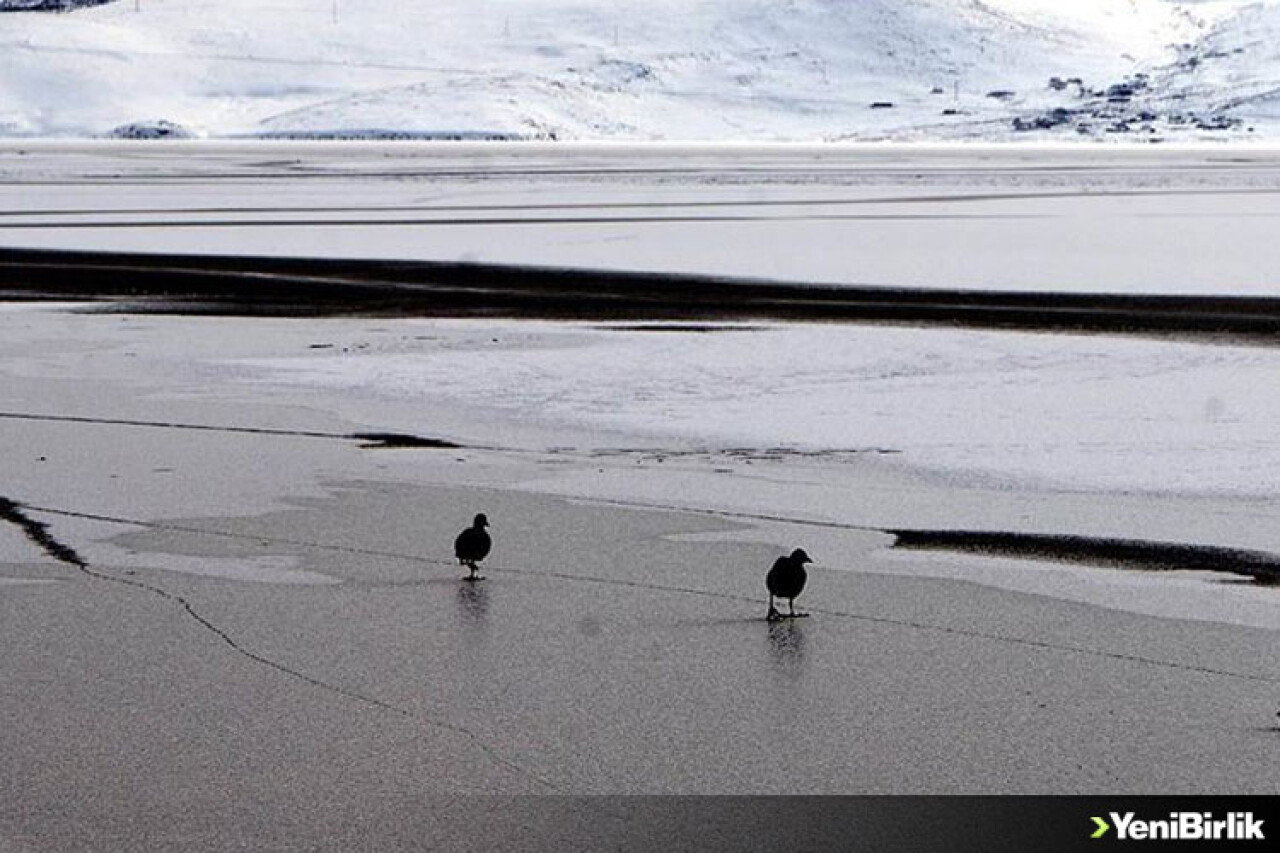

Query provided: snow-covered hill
[0,0,1275,141]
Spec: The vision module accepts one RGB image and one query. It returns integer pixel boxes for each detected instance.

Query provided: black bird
[454,513,491,580]
[766,548,811,621]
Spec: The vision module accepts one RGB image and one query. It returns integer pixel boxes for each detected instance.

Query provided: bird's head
[474,513,489,529]
[790,548,812,564]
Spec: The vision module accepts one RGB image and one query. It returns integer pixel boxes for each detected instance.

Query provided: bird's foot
[463,574,485,582]
[767,606,781,622]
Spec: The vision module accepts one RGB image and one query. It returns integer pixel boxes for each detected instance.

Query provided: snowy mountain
[0,0,1275,141]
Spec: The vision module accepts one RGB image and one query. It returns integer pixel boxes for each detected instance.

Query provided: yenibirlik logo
[1091,812,1265,842]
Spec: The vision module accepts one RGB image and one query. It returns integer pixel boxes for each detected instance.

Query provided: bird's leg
[767,594,780,621]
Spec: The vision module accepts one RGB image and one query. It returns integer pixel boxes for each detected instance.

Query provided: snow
[1,0,1271,141]
[236,319,1280,499]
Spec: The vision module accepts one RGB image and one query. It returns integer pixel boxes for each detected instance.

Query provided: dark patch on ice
[890,528,1280,584]
[0,495,420,716]
[9,247,1280,340]
[0,496,89,568]
[351,432,463,449]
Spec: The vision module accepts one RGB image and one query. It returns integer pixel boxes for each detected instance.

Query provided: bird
[766,548,811,621]
[454,513,491,580]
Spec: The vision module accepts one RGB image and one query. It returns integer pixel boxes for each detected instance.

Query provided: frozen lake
[3,143,1280,847]
[4,141,1280,294]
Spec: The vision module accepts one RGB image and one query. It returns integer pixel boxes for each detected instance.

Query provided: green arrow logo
[1091,816,1111,839]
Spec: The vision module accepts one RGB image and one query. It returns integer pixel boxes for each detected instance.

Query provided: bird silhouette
[454,513,491,580]
[766,548,811,621]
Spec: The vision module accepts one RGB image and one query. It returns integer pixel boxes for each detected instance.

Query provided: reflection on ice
[456,577,491,623]
[766,619,808,672]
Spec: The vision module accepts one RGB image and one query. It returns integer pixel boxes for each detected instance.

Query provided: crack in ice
[19,498,1280,688]
[0,496,558,791]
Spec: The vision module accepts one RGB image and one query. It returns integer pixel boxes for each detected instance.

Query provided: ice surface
[5,303,1280,633]
[5,142,1280,295]
[236,320,1280,498]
